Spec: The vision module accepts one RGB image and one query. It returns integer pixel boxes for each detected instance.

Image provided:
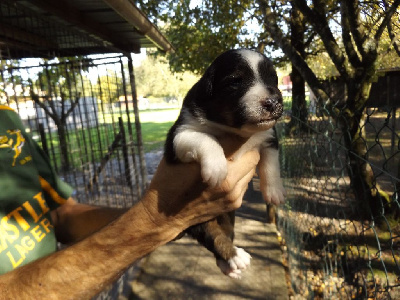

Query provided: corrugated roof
[0,0,173,59]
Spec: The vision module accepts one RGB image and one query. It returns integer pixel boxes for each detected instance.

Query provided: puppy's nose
[262,98,279,112]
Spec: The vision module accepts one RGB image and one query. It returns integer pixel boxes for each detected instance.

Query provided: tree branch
[340,2,362,68]
[387,19,400,57]
[30,92,57,121]
[343,0,367,58]
[293,0,350,79]
[43,64,58,117]
[304,31,317,49]
[374,0,400,41]
[363,0,400,66]
[65,94,81,118]
[258,0,329,104]
[383,0,400,57]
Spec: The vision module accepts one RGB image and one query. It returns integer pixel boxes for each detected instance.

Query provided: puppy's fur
[165,49,285,278]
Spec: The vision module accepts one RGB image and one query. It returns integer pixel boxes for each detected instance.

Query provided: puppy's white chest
[232,130,274,161]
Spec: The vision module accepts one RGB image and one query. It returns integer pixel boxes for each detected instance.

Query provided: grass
[40,97,304,168]
[40,108,180,169]
[139,108,180,152]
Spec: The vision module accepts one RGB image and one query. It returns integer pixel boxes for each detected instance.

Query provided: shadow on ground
[127,189,289,300]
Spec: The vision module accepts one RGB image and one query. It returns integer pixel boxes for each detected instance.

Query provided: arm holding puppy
[0,142,259,299]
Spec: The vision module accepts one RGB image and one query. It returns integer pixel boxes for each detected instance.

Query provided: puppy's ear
[198,65,215,99]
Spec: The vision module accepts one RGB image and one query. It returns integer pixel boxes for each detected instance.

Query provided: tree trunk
[287,2,308,134]
[287,66,308,134]
[339,91,391,219]
[57,124,70,172]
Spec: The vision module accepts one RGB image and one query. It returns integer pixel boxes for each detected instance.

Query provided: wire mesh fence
[0,56,147,208]
[278,96,400,298]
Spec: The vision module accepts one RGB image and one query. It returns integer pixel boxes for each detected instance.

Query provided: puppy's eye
[224,76,243,89]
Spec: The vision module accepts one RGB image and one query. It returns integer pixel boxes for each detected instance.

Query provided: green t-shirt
[0,105,73,274]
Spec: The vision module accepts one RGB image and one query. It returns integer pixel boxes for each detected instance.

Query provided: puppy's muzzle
[262,98,283,119]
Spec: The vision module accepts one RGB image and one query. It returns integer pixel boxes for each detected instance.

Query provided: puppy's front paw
[261,178,286,205]
[216,247,252,279]
[201,156,227,188]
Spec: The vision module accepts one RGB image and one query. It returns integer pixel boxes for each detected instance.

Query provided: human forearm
[0,198,181,300]
[0,148,259,299]
[52,198,128,244]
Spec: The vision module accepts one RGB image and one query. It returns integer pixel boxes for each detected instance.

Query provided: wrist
[133,192,184,241]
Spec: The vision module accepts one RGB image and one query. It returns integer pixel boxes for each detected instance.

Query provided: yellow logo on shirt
[0,192,54,269]
[0,129,26,166]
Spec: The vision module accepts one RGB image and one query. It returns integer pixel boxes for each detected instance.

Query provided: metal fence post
[126,54,148,191]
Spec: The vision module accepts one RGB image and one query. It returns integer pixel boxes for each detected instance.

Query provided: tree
[96,71,124,104]
[258,0,400,217]
[287,2,308,133]
[134,55,199,100]
[138,0,400,218]
[31,57,92,171]
[0,60,23,99]
[136,0,256,74]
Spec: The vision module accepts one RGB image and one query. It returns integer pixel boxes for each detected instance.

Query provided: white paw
[201,156,227,188]
[261,179,286,205]
[216,247,252,279]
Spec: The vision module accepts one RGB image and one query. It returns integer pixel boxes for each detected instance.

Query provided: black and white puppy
[165,49,285,279]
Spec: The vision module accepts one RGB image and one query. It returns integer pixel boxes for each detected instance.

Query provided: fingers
[224,166,257,210]
[219,149,260,193]
[149,149,259,217]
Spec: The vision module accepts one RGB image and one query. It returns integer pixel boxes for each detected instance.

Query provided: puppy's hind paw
[260,176,286,205]
[216,247,252,279]
[262,184,286,205]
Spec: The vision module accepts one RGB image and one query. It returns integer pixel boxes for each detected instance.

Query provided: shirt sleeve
[1,106,74,210]
[28,136,74,210]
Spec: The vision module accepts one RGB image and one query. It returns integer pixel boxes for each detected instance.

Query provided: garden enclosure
[0,0,174,210]
[0,0,174,296]
[1,56,148,207]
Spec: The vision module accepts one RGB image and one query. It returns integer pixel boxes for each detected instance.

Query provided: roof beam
[27,0,140,54]
[102,0,173,53]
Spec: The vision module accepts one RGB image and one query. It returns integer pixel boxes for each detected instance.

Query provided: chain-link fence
[278,87,400,298]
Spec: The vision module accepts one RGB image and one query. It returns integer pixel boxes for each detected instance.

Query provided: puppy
[165,49,285,279]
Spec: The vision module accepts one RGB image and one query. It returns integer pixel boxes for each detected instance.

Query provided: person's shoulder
[0,105,15,111]
[0,105,20,118]
[0,105,25,127]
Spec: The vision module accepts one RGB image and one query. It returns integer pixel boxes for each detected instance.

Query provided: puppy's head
[189,49,283,133]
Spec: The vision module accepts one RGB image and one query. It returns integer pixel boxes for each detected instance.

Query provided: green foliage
[136,0,256,74]
[96,71,124,103]
[134,55,199,98]
[33,57,92,98]
[137,0,400,79]
[376,30,400,69]
[42,108,180,167]
[0,60,23,95]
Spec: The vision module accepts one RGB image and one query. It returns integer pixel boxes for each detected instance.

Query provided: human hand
[142,135,260,232]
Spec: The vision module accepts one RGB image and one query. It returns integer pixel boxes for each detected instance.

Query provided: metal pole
[119,117,133,191]
[126,54,148,191]
[120,57,141,198]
